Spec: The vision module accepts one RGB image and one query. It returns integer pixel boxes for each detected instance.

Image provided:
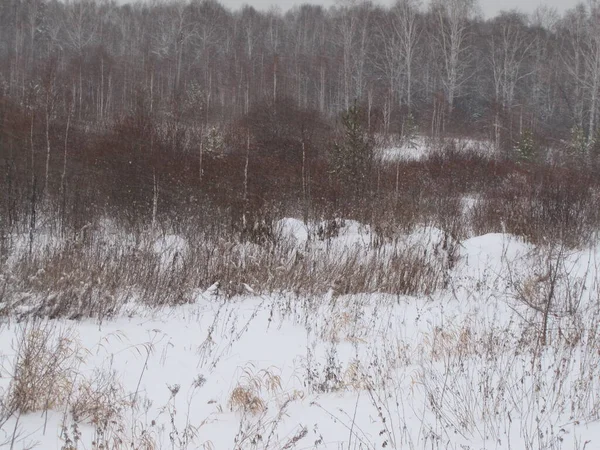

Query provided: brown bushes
[3,94,600,319]
[472,164,600,246]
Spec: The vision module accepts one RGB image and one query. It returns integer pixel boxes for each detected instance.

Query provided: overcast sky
[215,0,581,17]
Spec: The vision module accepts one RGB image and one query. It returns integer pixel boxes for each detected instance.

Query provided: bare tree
[390,0,421,110]
[560,4,590,130]
[63,0,97,119]
[0,0,596,145]
[430,0,476,113]
[488,12,535,147]
[582,2,600,144]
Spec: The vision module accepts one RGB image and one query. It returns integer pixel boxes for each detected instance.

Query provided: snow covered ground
[378,136,497,162]
[1,226,600,449]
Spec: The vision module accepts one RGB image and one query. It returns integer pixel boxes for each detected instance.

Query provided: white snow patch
[378,136,497,162]
[323,219,372,248]
[275,218,309,245]
[152,234,188,268]
[378,136,430,162]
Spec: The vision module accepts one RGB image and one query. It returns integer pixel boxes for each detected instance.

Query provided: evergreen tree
[330,102,374,197]
[203,126,225,158]
[570,125,588,159]
[401,112,419,150]
[515,129,536,163]
[590,127,600,159]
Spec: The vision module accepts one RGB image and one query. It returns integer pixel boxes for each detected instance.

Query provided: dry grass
[6,320,83,414]
[2,137,600,449]
[423,325,474,361]
[343,359,368,391]
[71,369,130,430]
[1,218,450,320]
[228,386,266,415]
[228,365,282,415]
[4,141,598,321]
[0,321,160,450]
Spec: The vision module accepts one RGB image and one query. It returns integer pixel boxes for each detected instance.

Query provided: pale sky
[217,0,581,17]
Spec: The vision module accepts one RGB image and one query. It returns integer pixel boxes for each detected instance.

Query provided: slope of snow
[275,218,309,245]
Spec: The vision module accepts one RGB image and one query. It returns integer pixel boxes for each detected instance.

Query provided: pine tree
[402,113,418,150]
[203,126,225,158]
[515,129,536,163]
[590,127,600,159]
[570,125,588,159]
[330,102,373,197]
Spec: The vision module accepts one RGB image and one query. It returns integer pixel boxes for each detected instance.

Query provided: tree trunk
[44,102,51,196]
[60,107,71,233]
[242,129,250,230]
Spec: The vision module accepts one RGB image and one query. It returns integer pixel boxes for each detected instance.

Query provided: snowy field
[1,221,600,450]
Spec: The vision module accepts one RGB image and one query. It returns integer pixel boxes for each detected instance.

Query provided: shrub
[6,321,83,414]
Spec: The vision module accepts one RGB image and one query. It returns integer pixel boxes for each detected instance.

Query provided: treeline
[0,0,599,140]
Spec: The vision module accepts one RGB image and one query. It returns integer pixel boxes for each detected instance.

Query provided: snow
[318,219,372,248]
[4,232,63,267]
[459,232,532,279]
[378,136,497,162]
[275,218,309,245]
[2,226,600,449]
[378,136,431,162]
[152,234,188,269]
[276,218,373,250]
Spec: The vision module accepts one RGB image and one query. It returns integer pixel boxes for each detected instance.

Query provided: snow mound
[6,232,62,266]
[378,136,429,162]
[152,235,188,268]
[275,218,309,245]
[404,225,456,250]
[401,225,458,268]
[454,233,534,290]
[326,219,372,248]
[460,233,531,267]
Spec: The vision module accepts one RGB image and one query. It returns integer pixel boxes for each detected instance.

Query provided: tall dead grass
[2,220,451,320]
[6,320,83,414]
[2,141,600,321]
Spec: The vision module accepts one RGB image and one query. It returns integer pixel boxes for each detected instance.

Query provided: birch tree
[488,12,534,147]
[63,0,97,119]
[582,2,600,144]
[390,0,421,109]
[560,5,588,129]
[559,2,600,146]
[430,0,475,113]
